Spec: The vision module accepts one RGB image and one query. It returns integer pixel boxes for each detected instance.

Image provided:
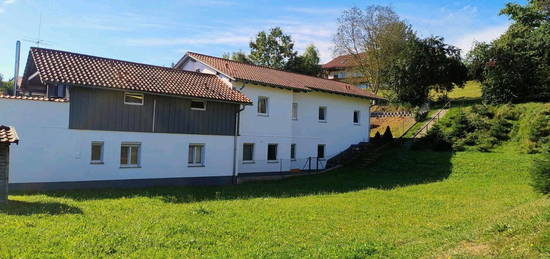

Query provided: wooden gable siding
[69,87,237,136]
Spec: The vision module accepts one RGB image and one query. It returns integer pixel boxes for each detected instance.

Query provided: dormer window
[124,92,144,105]
[190,100,206,111]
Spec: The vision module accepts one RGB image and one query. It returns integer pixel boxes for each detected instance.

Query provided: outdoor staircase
[326,141,389,169]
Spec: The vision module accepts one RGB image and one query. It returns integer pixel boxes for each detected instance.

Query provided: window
[291,102,298,120]
[258,96,269,115]
[242,143,254,162]
[120,143,141,167]
[91,142,104,164]
[353,110,360,124]
[267,144,278,161]
[190,100,206,111]
[290,144,296,160]
[317,144,326,159]
[318,106,327,121]
[124,92,144,105]
[188,144,205,166]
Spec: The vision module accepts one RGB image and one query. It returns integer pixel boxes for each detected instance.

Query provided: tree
[466,0,550,103]
[384,36,468,106]
[249,27,297,70]
[285,44,322,76]
[333,5,413,94]
[222,51,253,64]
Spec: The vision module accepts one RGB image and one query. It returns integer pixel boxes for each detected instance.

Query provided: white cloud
[453,23,509,53]
[286,7,342,15]
[126,34,251,47]
[3,0,15,4]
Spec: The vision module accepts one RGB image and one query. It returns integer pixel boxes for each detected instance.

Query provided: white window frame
[267,143,278,162]
[291,102,298,120]
[353,110,360,125]
[318,106,327,122]
[317,144,326,160]
[257,96,269,116]
[290,144,296,161]
[120,142,141,168]
[190,100,206,111]
[124,92,144,106]
[90,141,104,164]
[188,144,205,167]
[242,143,255,163]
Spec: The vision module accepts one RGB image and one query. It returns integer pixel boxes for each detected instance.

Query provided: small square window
[124,92,144,105]
[188,144,205,166]
[243,143,254,162]
[290,144,296,160]
[120,143,141,167]
[292,103,298,120]
[190,100,206,111]
[258,96,269,115]
[267,144,278,161]
[353,110,360,124]
[318,106,327,121]
[317,144,325,159]
[91,141,103,164]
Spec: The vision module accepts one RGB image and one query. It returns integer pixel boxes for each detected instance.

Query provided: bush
[531,153,550,194]
[382,126,393,143]
[372,132,382,145]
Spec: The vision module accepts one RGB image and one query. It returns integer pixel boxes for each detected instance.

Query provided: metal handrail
[411,101,451,139]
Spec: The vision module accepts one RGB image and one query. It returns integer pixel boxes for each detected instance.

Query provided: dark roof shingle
[0,125,19,144]
[26,48,251,104]
[186,52,383,100]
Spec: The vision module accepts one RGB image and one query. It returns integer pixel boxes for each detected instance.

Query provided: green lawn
[1,143,548,257]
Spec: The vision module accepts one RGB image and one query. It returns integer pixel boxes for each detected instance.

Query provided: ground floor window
[243,143,254,162]
[188,144,205,166]
[91,141,104,164]
[290,144,296,160]
[120,143,140,167]
[317,144,325,159]
[267,144,278,161]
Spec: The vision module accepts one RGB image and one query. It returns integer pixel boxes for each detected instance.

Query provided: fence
[411,101,451,139]
[370,111,413,118]
[238,157,328,174]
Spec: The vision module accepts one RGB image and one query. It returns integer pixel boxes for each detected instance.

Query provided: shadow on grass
[0,200,83,215]
[24,148,453,204]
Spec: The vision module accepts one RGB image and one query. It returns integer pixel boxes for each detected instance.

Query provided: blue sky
[0,0,524,80]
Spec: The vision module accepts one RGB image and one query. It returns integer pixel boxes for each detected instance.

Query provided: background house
[321,54,369,89]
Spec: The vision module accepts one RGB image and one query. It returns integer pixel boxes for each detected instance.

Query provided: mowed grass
[1,143,548,258]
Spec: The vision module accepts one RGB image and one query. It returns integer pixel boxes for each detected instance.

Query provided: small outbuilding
[0,125,19,204]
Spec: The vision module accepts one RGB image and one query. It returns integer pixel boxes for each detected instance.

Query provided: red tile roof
[0,94,68,103]
[25,48,251,104]
[322,53,364,70]
[186,52,383,100]
[0,125,19,144]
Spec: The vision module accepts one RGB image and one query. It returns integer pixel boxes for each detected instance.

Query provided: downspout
[232,104,246,184]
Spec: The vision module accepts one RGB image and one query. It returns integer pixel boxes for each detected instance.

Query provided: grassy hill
[1,137,548,257]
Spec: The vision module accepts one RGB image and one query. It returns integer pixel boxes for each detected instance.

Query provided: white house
[175,52,382,174]
[2,47,382,190]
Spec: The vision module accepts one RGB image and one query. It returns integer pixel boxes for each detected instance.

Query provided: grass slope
[1,144,548,258]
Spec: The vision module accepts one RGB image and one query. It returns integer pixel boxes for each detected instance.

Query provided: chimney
[12,40,21,96]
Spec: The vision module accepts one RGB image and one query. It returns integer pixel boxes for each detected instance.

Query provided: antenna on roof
[23,13,53,47]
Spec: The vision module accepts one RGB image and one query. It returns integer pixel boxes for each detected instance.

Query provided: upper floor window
[292,102,298,120]
[318,106,327,122]
[190,100,206,111]
[120,142,141,168]
[267,144,278,161]
[188,144,205,166]
[258,96,269,115]
[91,141,104,164]
[124,92,144,106]
[243,143,254,162]
[353,110,360,124]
